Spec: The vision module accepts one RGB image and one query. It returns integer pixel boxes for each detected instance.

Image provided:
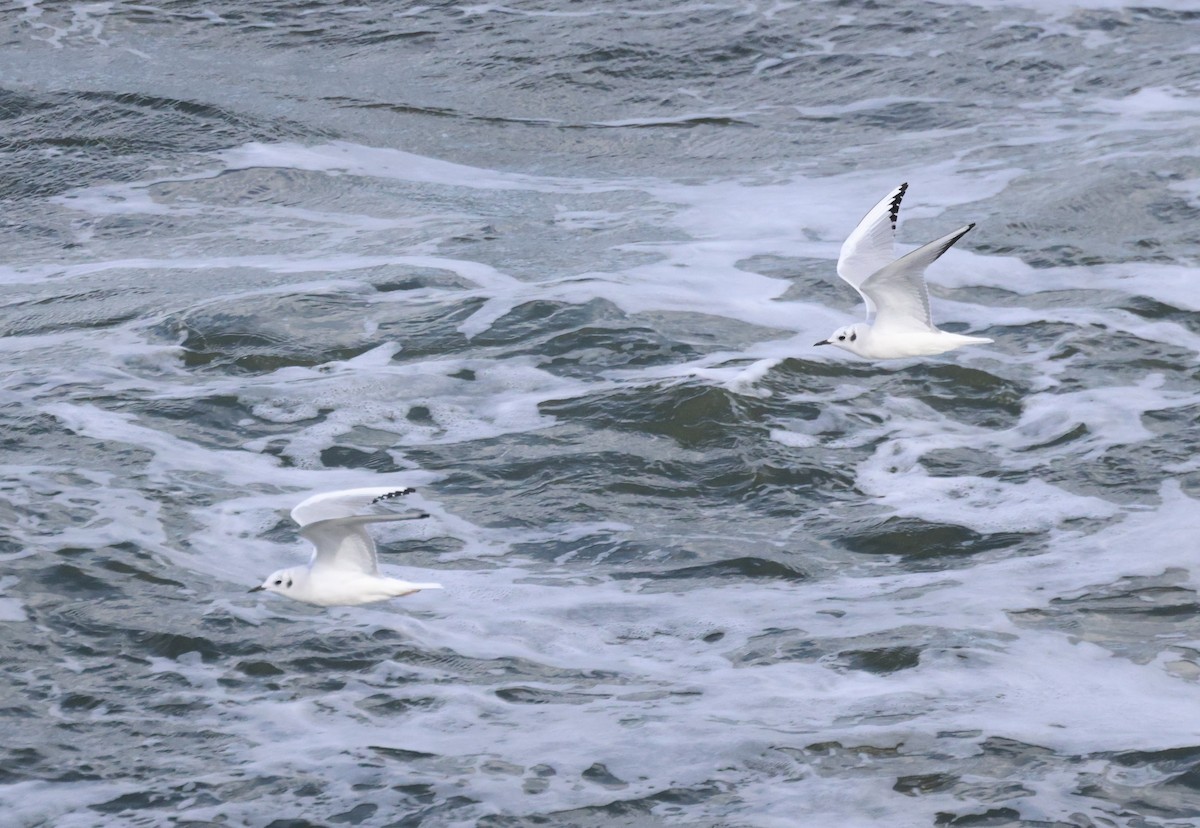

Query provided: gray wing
[300,513,427,575]
[860,223,974,333]
[837,183,908,320]
[291,486,416,528]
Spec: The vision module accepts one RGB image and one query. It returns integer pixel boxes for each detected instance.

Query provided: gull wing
[290,486,416,528]
[300,514,427,575]
[861,223,975,333]
[837,183,908,320]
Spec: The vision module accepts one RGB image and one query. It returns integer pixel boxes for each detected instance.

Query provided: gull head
[249,566,303,599]
[814,323,870,356]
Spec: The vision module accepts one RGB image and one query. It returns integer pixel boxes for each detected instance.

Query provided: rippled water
[3,1,1200,826]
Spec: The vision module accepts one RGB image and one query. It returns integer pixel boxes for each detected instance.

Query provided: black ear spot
[850,332,857,342]
[286,579,293,588]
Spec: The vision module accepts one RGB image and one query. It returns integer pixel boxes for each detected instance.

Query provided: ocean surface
[3,1,1200,826]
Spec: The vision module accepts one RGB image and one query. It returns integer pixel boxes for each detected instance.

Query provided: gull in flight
[814,183,992,359]
[249,487,442,606]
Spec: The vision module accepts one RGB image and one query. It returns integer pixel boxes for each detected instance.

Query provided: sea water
[2,2,1199,826]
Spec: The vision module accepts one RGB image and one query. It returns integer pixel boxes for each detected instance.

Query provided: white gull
[250,486,442,606]
[815,182,992,359]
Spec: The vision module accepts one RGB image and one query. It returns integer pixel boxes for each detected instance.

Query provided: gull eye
[274,579,282,586]
[838,335,846,341]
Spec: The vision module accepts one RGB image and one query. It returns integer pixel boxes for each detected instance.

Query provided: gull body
[249,486,442,607]
[815,183,992,360]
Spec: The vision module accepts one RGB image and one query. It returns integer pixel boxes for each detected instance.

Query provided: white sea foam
[7,92,1200,827]
[105,479,1199,825]
[929,0,1200,13]
[218,141,600,194]
[0,576,27,622]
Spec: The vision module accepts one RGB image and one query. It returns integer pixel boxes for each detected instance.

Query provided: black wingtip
[372,487,416,504]
[930,223,976,261]
[889,183,909,228]
[951,223,976,243]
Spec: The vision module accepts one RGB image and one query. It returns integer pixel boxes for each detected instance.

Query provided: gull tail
[942,332,993,349]
[387,580,444,598]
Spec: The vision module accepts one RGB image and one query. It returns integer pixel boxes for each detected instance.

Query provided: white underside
[838,328,992,360]
[290,571,443,606]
